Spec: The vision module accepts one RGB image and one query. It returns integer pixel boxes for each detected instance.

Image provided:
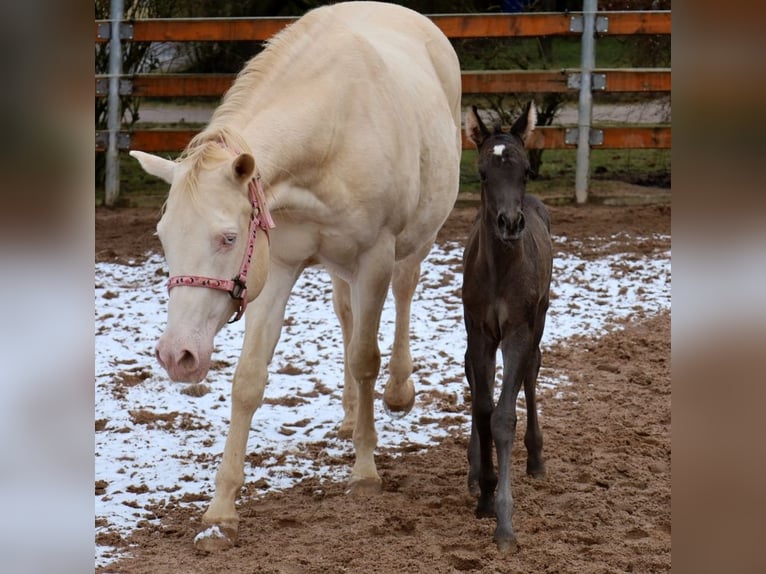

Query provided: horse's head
[130,142,271,382]
[465,102,537,243]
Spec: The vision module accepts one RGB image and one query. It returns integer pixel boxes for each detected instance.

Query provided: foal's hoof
[527,459,546,479]
[383,379,415,418]
[193,523,237,553]
[467,477,481,498]
[494,535,519,554]
[346,476,382,496]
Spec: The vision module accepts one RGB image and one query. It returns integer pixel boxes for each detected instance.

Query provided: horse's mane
[172,8,330,202]
[208,8,328,128]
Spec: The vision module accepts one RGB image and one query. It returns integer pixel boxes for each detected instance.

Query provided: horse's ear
[232,153,255,184]
[510,101,537,145]
[129,151,175,184]
[465,106,490,148]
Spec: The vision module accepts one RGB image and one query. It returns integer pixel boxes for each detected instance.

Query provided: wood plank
[96,126,670,152]
[461,70,569,93]
[605,11,671,35]
[94,12,671,43]
[95,68,670,98]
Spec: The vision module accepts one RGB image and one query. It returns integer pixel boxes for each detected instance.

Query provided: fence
[95,3,671,205]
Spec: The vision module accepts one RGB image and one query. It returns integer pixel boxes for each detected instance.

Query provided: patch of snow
[95,237,670,567]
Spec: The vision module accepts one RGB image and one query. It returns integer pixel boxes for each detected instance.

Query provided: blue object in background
[501,0,529,12]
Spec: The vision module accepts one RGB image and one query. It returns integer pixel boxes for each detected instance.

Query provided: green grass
[101,146,669,209]
[455,36,668,72]
[461,147,669,195]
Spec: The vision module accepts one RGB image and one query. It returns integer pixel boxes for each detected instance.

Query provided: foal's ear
[231,153,255,184]
[510,101,538,145]
[465,106,491,148]
[129,151,176,184]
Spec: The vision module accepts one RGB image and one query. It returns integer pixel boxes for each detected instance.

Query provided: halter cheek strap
[167,175,275,323]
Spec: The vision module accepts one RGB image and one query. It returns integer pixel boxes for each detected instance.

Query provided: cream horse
[130,1,461,551]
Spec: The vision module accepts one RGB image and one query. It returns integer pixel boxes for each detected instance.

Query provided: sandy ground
[95,199,671,573]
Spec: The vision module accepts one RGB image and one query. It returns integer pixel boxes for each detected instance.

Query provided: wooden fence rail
[94,11,671,42]
[96,9,671,202]
[95,68,670,98]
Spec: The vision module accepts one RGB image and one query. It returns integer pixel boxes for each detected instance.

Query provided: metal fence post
[575,0,597,204]
[104,0,124,207]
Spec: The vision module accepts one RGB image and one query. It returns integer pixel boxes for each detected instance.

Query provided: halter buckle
[229,278,246,300]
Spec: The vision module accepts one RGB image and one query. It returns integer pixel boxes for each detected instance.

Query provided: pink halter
[167,152,275,323]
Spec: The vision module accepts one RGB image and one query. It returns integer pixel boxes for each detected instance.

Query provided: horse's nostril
[178,350,198,372]
[498,213,510,231]
[516,211,525,232]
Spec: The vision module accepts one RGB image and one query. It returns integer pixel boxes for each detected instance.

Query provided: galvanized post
[575,0,597,204]
[104,0,124,206]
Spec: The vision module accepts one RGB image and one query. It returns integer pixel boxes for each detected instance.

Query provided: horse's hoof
[527,459,546,479]
[475,497,495,519]
[467,477,481,498]
[494,536,518,554]
[193,523,237,553]
[346,476,382,496]
[337,421,354,440]
[528,467,546,479]
[383,379,415,418]
[383,400,412,420]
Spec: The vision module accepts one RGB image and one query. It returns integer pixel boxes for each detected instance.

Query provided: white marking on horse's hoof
[383,379,415,418]
[193,524,237,553]
[383,400,410,419]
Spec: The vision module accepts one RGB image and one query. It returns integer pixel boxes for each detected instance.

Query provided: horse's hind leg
[347,239,395,493]
[523,346,545,478]
[331,274,356,439]
[383,243,430,416]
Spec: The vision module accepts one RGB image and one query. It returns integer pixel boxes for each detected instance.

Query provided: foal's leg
[491,337,529,553]
[523,345,545,478]
[195,263,301,552]
[347,239,395,493]
[331,274,356,439]
[383,242,430,416]
[465,323,498,517]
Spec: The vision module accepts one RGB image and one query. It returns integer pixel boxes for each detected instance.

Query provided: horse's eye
[479,170,488,182]
[220,233,237,247]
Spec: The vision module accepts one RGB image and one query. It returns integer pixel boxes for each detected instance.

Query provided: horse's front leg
[491,337,530,553]
[465,323,498,516]
[383,242,431,416]
[346,240,394,494]
[195,264,300,552]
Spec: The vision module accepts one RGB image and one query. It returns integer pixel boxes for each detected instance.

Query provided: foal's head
[465,103,537,243]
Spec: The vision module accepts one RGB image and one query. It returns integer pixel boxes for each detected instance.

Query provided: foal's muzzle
[497,210,525,242]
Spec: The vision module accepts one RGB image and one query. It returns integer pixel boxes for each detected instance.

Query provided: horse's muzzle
[497,210,525,242]
[155,339,210,383]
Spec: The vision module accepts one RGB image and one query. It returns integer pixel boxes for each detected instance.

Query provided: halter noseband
[166,150,275,323]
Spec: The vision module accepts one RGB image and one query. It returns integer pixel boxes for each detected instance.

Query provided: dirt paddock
[95,195,671,573]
